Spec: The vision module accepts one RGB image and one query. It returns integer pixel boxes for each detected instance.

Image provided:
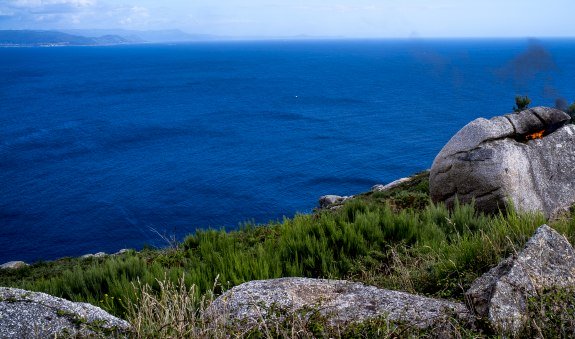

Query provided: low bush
[514,95,531,112]
[3,171,575,337]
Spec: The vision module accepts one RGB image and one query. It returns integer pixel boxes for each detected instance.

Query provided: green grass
[521,288,575,338]
[2,171,575,337]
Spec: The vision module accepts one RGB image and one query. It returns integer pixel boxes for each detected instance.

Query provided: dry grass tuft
[125,274,228,338]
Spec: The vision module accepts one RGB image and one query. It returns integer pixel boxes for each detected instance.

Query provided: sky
[0,0,574,38]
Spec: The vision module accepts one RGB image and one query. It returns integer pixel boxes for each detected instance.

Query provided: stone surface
[372,177,412,192]
[465,224,575,334]
[0,287,130,338]
[113,249,130,256]
[81,252,108,259]
[430,107,574,218]
[0,261,28,270]
[318,195,353,209]
[209,277,472,331]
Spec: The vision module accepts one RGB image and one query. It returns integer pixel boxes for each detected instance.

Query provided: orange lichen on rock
[525,130,545,140]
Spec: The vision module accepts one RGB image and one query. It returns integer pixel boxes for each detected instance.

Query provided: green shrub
[514,95,531,112]
[568,101,575,123]
[521,288,575,338]
[3,171,575,337]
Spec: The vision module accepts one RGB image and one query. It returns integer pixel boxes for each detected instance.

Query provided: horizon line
[1,29,575,41]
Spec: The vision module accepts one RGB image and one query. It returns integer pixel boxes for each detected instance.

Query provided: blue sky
[0,0,573,38]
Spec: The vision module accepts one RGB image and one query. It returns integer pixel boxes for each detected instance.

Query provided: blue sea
[1,39,574,263]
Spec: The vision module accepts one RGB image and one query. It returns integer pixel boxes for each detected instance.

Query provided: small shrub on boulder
[513,95,531,112]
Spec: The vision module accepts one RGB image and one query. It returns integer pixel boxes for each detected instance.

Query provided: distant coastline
[0,29,218,47]
[0,43,143,48]
[0,30,144,47]
[0,29,348,47]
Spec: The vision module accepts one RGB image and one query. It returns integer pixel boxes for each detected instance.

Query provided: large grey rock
[0,287,130,338]
[465,224,575,334]
[430,107,573,218]
[209,277,472,332]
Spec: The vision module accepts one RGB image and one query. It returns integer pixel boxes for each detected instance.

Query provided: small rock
[318,195,353,209]
[371,177,412,192]
[81,252,108,259]
[0,287,130,338]
[465,224,575,334]
[209,277,472,332]
[113,249,130,255]
[0,261,28,270]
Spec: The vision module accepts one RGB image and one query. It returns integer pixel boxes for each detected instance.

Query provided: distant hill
[0,29,344,47]
[62,29,215,43]
[0,30,136,46]
[60,29,341,43]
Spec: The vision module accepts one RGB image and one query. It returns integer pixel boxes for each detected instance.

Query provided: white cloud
[0,0,97,18]
[0,0,96,27]
[0,8,15,16]
[1,0,574,37]
[9,0,97,9]
[0,0,159,29]
[117,6,150,26]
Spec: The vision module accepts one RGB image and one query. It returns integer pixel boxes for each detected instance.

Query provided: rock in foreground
[209,277,472,332]
[0,287,130,338]
[430,107,574,218]
[465,224,575,334]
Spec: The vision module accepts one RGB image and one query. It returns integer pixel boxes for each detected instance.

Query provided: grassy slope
[1,171,575,332]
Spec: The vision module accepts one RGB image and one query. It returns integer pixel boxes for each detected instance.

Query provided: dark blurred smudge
[496,38,565,105]
[496,39,557,83]
[407,37,467,89]
[555,98,569,112]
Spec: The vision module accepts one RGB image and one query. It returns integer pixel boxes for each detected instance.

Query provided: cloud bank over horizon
[0,0,574,38]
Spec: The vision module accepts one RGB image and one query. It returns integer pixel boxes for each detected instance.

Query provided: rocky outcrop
[318,195,353,209]
[372,177,412,192]
[0,287,130,338]
[2,249,130,269]
[465,224,575,334]
[209,277,472,332]
[81,251,108,259]
[0,261,28,270]
[430,107,574,218]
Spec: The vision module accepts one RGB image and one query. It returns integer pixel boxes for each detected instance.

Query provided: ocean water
[1,39,574,263]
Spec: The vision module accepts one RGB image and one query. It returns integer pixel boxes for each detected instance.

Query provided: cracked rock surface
[465,224,575,334]
[0,287,130,338]
[430,106,573,218]
[208,277,472,332]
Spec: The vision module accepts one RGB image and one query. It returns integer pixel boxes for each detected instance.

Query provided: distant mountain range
[0,29,215,46]
[0,30,136,46]
[0,29,344,47]
[61,29,216,43]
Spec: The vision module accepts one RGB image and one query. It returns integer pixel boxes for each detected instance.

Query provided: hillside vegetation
[2,171,575,337]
